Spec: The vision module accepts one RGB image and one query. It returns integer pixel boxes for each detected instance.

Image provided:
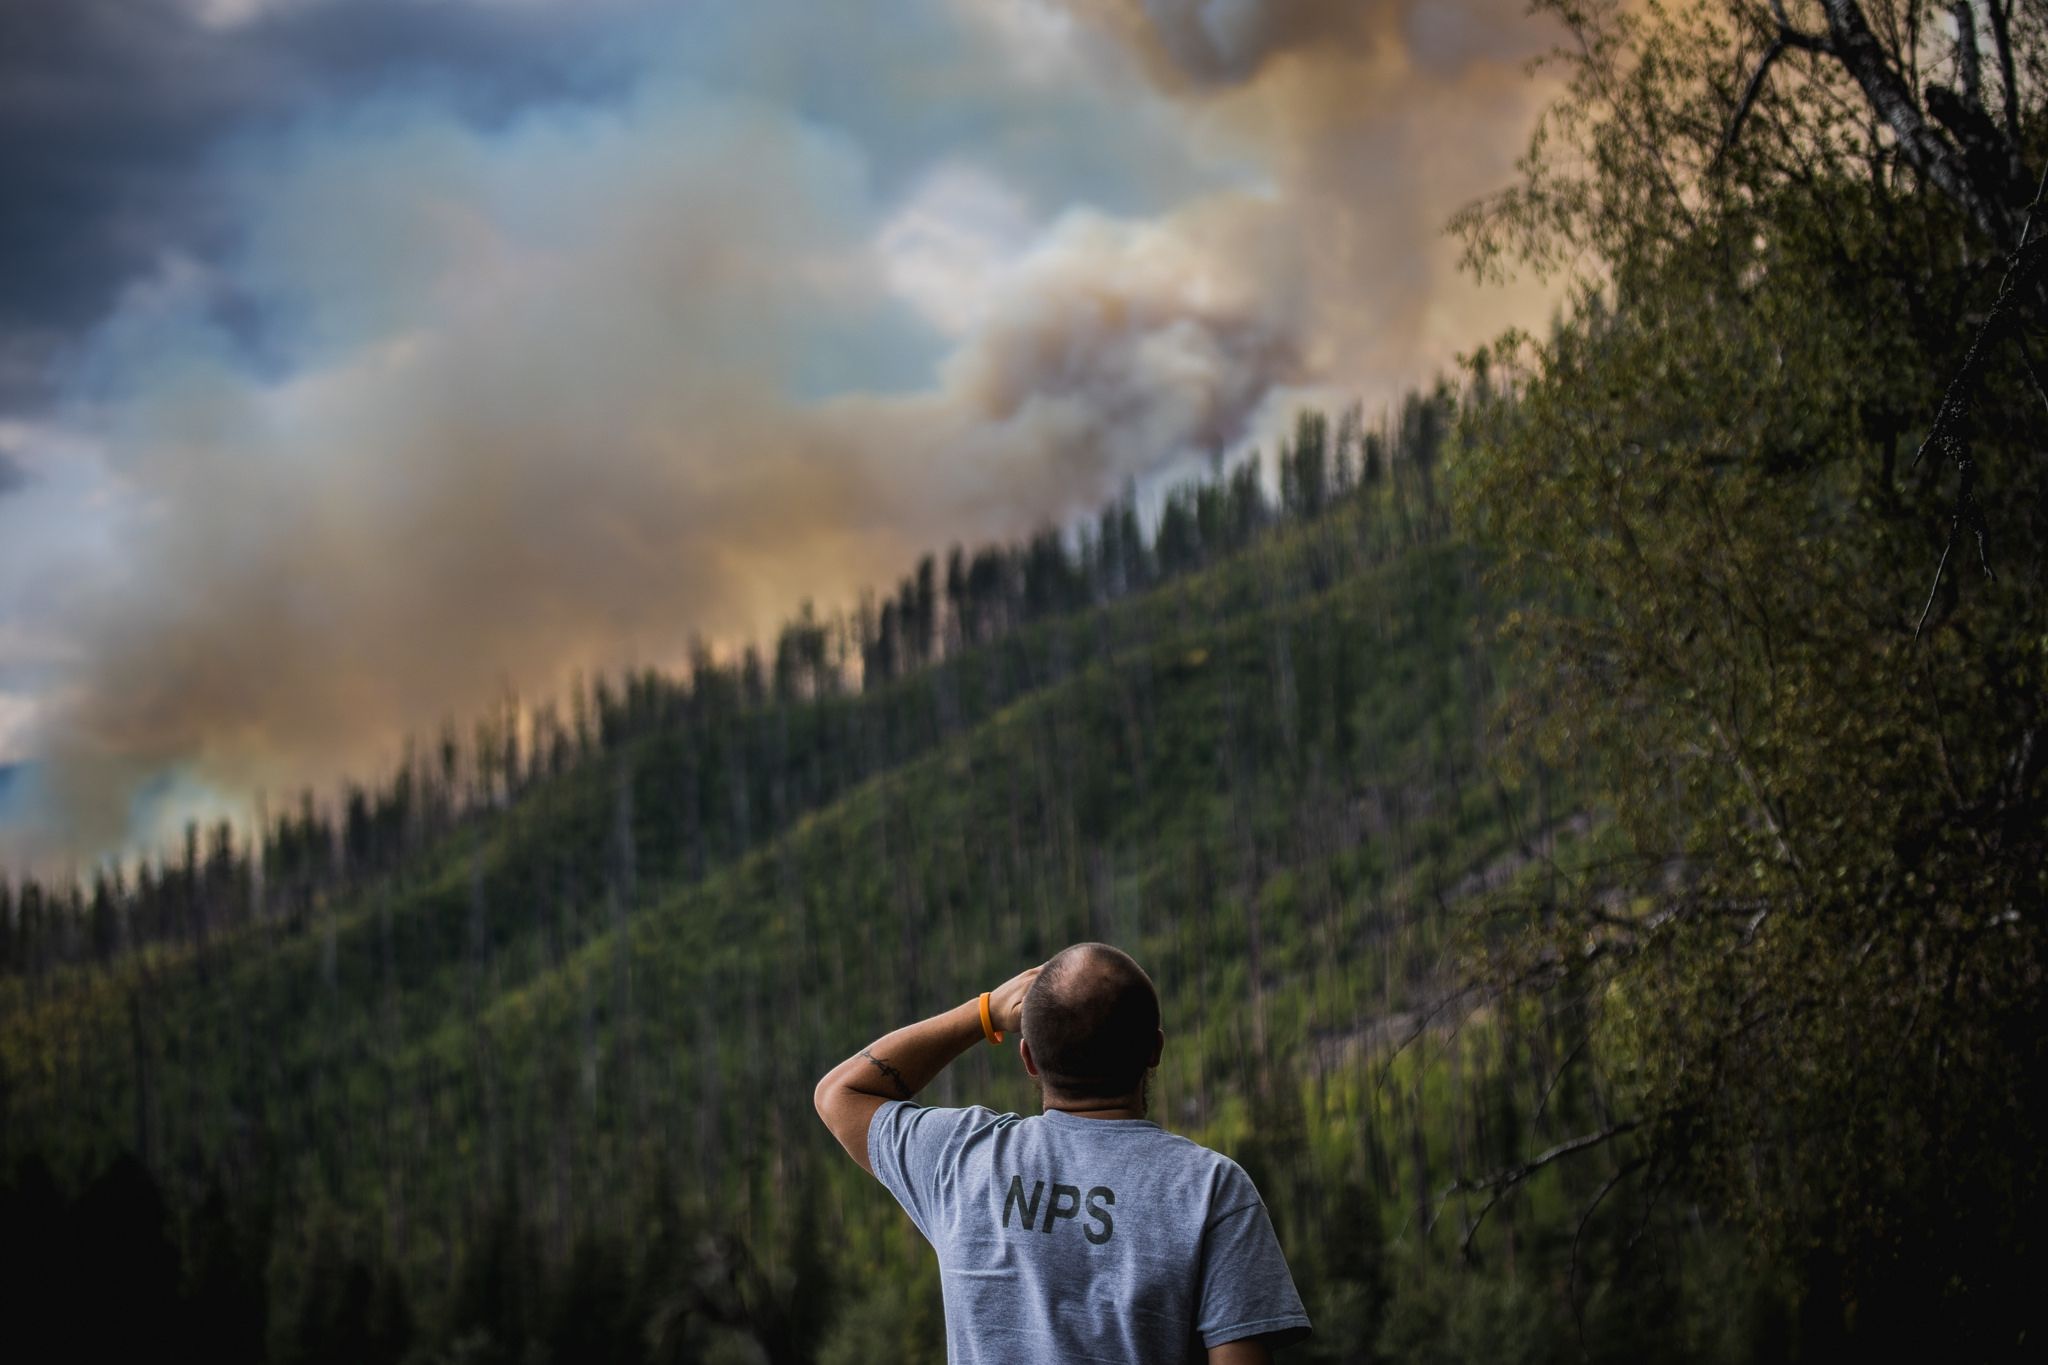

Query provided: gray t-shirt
[868,1100,1311,1362]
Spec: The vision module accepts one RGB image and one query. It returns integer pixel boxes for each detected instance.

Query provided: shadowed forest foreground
[4,3,2047,1361]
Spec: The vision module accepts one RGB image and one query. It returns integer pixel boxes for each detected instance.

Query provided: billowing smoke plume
[919,196,1312,500]
[24,93,1311,856]
[4,0,1560,864]
[1051,0,1563,387]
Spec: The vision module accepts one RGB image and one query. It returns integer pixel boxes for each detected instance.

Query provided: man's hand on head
[987,963,1041,1035]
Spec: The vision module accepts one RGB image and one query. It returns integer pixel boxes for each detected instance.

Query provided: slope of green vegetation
[0,458,1769,1362]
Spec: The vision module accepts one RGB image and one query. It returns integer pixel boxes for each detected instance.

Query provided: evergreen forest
[2,4,2044,1361]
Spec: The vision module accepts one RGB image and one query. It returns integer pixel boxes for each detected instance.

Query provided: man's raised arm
[812,964,1039,1174]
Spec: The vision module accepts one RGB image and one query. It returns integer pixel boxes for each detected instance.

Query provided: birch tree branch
[1431,1119,1645,1255]
[1820,0,2015,243]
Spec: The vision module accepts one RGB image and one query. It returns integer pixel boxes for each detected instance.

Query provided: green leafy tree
[1453,1,2048,1352]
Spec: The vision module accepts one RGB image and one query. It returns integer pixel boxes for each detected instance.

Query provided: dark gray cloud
[0,449,26,497]
[0,0,643,409]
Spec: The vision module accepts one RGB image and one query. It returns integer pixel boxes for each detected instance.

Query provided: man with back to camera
[814,942,1312,1362]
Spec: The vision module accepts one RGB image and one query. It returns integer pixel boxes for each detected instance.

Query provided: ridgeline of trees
[0,395,1452,984]
[3,3,2045,1361]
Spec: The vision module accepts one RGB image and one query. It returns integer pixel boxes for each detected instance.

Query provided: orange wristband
[978,991,1005,1044]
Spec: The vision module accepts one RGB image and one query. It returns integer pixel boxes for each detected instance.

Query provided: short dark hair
[1021,943,1161,1099]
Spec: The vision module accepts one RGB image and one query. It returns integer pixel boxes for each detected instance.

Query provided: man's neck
[1044,1093,1147,1121]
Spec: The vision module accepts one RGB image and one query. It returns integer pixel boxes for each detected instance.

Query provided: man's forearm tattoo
[861,1048,914,1099]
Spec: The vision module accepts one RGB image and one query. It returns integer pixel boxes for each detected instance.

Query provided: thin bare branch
[1913,527,1958,640]
[1535,1030,1596,1123]
[1622,1159,1682,1262]
[1373,981,1479,1096]
[1906,157,2048,636]
[1718,37,1792,168]
[1430,1119,1645,1254]
[1571,1157,1650,1347]
[2014,333,2048,419]
[1718,5,1835,170]
[1707,718,1807,880]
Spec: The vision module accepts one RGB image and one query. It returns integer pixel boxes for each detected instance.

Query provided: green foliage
[1454,2,2048,1354]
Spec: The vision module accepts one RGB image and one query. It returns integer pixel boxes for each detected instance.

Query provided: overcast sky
[0,0,1560,867]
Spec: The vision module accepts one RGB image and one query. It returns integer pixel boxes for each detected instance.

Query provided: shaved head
[1022,943,1161,1100]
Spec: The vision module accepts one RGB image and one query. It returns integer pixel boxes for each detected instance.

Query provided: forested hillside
[5,3,2047,1362]
[0,388,1769,1362]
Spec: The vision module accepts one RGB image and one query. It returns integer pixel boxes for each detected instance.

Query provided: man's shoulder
[868,1102,1023,1195]
[872,1100,1024,1147]
[878,1099,1018,1124]
[1181,1137,1263,1190]
[1117,1127,1271,1214]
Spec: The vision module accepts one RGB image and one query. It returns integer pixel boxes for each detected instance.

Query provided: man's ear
[1148,1029,1163,1068]
[1020,1039,1041,1078]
